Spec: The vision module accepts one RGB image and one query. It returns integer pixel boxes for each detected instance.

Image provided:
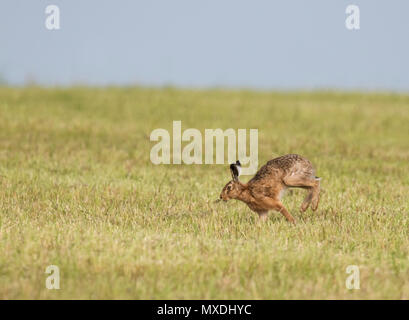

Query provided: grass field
[0,87,408,299]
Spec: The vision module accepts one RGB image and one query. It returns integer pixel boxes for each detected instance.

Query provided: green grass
[0,87,408,299]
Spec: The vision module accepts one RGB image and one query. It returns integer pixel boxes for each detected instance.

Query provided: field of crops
[0,87,408,299]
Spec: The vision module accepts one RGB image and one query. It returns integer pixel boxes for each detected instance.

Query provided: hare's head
[220,161,242,201]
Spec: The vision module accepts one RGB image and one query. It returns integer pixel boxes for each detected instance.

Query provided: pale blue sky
[1,0,408,91]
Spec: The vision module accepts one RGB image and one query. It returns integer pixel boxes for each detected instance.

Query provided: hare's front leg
[273,202,296,224]
[256,210,268,222]
[256,196,296,224]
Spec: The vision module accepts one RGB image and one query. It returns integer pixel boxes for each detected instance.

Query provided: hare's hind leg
[283,175,320,212]
[310,179,320,211]
[301,188,313,212]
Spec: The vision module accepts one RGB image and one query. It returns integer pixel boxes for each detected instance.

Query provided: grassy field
[0,87,408,299]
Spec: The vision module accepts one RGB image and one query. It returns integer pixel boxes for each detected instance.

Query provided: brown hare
[219,154,320,223]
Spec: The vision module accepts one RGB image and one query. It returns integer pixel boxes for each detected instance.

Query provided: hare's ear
[230,161,241,181]
[230,164,238,181]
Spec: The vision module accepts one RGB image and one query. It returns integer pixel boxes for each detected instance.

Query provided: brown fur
[220,154,320,224]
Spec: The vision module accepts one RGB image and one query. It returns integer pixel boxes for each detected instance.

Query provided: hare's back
[267,154,309,169]
[252,154,314,181]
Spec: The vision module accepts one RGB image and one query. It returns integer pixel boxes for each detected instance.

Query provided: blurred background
[0,0,408,91]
